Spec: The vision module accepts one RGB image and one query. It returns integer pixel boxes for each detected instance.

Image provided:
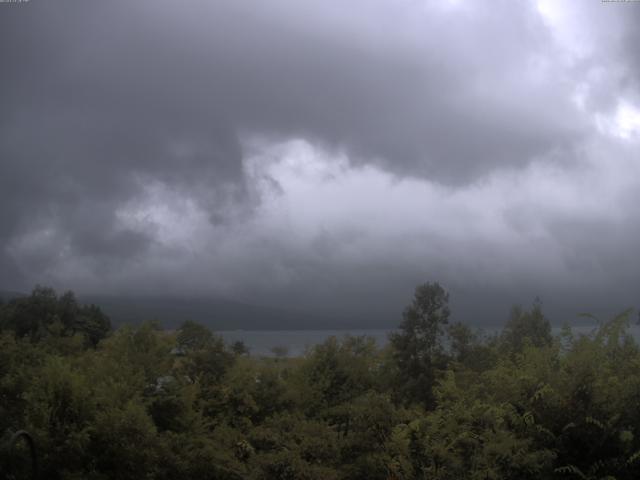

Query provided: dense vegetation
[1,284,640,479]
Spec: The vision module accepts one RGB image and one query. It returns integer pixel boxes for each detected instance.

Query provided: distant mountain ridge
[1,288,631,330]
[79,294,372,331]
[0,290,27,302]
[0,288,383,330]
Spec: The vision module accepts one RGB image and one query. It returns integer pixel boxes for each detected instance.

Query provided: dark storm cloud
[1,0,639,323]
[0,0,251,285]
[2,0,586,180]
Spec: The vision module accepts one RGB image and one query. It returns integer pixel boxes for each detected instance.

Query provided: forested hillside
[1,284,639,480]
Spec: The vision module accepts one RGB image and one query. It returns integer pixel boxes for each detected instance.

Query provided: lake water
[218,324,640,357]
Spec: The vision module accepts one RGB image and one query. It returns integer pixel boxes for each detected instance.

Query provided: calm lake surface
[218,324,640,357]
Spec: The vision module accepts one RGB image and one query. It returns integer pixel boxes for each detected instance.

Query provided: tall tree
[390,282,450,408]
[500,298,552,354]
[77,303,111,347]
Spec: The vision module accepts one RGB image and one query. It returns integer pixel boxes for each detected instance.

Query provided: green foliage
[298,335,380,411]
[0,286,111,348]
[231,340,250,356]
[3,284,640,480]
[177,320,214,351]
[389,282,450,407]
[500,299,552,355]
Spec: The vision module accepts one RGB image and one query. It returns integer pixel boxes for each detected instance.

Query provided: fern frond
[555,464,587,479]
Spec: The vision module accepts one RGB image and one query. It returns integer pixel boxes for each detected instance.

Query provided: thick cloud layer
[1,0,639,324]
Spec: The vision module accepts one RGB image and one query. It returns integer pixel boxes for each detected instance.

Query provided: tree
[77,303,111,347]
[446,322,496,372]
[3,286,58,341]
[271,345,289,359]
[447,322,475,362]
[0,287,111,348]
[500,298,552,355]
[298,336,379,413]
[389,282,450,408]
[232,340,250,356]
[177,320,214,352]
[57,290,80,334]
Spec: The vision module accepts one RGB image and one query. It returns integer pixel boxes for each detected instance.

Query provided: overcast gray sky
[1,0,639,324]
